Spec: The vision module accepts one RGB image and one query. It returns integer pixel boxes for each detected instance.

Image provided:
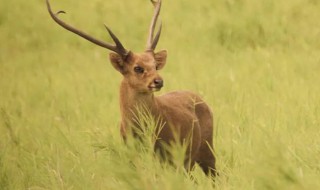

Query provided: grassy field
[1,0,320,189]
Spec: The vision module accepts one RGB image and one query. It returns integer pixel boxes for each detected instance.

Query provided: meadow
[1,0,320,189]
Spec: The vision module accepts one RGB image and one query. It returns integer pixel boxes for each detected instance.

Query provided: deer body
[47,0,216,176]
[113,52,216,175]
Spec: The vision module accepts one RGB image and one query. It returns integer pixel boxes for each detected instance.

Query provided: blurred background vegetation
[0,0,320,189]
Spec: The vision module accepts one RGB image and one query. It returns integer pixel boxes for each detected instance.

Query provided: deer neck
[119,80,158,122]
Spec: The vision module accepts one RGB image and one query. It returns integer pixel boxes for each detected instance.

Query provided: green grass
[1,0,320,189]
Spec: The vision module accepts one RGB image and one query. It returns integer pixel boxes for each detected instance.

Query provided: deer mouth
[148,85,162,92]
[148,86,161,92]
[149,78,163,91]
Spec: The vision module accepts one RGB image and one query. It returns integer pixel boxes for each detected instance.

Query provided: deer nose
[154,79,163,88]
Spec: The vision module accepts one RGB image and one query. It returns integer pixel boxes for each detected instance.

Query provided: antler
[46,0,129,59]
[146,0,162,51]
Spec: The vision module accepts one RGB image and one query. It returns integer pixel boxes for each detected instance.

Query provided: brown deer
[46,0,217,176]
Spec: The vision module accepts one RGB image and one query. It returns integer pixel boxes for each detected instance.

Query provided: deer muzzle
[149,78,163,91]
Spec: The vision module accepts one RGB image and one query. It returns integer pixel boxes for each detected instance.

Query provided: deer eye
[134,66,144,74]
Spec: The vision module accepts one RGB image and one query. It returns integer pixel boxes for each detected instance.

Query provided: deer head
[46,0,167,94]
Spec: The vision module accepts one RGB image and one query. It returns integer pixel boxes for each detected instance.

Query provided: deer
[46,0,217,176]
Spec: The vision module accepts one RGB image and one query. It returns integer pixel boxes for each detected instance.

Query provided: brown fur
[111,51,217,176]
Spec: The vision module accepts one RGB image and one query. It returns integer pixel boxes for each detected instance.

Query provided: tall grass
[1,0,320,189]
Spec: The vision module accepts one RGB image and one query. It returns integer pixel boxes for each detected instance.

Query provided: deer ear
[109,52,125,73]
[154,50,167,70]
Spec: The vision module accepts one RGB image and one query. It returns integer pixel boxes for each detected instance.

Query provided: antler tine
[150,0,157,6]
[104,25,129,58]
[146,0,162,51]
[151,22,162,50]
[46,0,128,58]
